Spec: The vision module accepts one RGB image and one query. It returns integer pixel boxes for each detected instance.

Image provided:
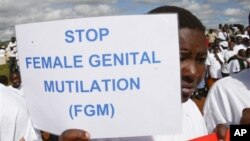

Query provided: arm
[234,54,248,62]
[214,108,250,141]
[214,53,224,65]
[203,82,231,133]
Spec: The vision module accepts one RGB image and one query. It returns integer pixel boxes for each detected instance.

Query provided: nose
[181,60,198,84]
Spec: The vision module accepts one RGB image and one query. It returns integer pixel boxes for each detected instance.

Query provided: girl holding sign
[59,5,208,141]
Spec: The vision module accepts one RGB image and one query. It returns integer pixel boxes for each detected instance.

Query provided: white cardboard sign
[16,14,181,139]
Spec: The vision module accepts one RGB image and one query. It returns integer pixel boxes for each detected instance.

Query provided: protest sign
[16,14,181,138]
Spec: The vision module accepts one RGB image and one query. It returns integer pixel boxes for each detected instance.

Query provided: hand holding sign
[240,108,250,125]
[59,129,90,141]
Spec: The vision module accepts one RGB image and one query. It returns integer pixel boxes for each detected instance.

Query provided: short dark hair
[148,6,205,32]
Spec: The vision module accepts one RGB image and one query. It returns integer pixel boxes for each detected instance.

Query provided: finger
[19,137,25,141]
[42,131,50,139]
[240,108,250,125]
[59,129,90,141]
[214,124,228,141]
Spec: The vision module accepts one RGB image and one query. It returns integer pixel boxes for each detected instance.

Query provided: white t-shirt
[218,32,229,48]
[0,84,41,141]
[228,59,248,74]
[8,85,24,96]
[203,68,250,132]
[221,49,236,74]
[92,99,207,141]
[205,53,223,78]
[234,44,247,54]
[5,41,17,57]
[223,50,235,62]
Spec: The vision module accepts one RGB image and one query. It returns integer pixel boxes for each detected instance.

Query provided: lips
[181,82,196,97]
[181,87,196,94]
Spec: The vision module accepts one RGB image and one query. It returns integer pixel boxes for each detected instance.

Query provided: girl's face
[179,28,207,103]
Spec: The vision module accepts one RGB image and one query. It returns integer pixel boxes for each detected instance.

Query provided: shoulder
[214,69,249,87]
[207,69,250,100]
[0,84,27,112]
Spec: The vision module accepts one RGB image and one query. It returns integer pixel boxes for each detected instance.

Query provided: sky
[0,0,249,41]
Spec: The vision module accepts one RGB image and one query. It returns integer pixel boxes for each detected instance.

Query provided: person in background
[246,48,250,66]
[8,70,24,96]
[0,46,6,65]
[203,68,250,138]
[56,5,209,141]
[245,26,250,38]
[234,37,248,54]
[5,36,18,73]
[220,40,236,77]
[218,24,223,33]
[205,44,224,89]
[242,37,249,48]
[207,29,217,46]
[234,35,243,48]
[227,49,248,75]
[218,25,230,50]
[1,82,91,141]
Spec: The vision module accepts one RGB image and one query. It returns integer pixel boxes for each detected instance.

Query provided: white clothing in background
[228,59,248,74]
[203,69,250,132]
[5,41,17,57]
[208,32,217,43]
[0,84,41,141]
[218,32,229,48]
[205,53,224,79]
[242,33,249,39]
[8,85,24,96]
[247,57,250,64]
[92,99,207,141]
[221,49,236,74]
[223,50,235,61]
[234,44,247,54]
[0,49,5,65]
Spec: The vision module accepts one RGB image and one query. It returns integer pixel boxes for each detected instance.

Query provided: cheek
[180,62,188,75]
[180,62,206,78]
[197,65,206,79]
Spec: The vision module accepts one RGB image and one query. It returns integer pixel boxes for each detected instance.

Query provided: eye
[180,55,184,62]
[197,57,206,64]
[180,52,191,62]
[180,55,189,62]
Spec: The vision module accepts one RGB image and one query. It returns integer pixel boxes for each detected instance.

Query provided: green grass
[0,64,9,77]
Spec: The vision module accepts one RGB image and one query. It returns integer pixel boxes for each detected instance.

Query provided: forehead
[179,28,207,53]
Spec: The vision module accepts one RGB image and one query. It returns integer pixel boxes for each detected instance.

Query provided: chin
[181,92,192,103]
